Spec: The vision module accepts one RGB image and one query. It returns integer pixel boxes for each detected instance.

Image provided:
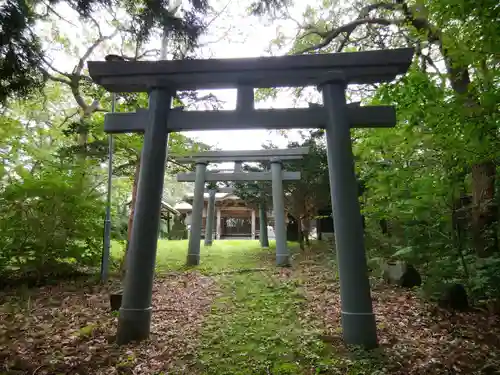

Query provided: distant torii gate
[89,47,413,347]
[175,147,308,266]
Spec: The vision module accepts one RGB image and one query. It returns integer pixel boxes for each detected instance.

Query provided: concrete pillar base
[116,307,152,344]
[341,311,378,349]
[186,253,200,266]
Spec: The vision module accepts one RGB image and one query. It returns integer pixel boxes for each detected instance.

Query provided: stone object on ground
[110,289,123,312]
[381,260,422,288]
[438,283,469,311]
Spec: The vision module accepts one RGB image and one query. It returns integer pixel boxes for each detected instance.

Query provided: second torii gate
[175,147,308,266]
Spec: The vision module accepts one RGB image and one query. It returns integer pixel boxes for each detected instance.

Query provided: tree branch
[57,110,80,129]
[41,56,72,79]
[68,30,119,112]
[296,17,404,54]
[40,0,78,27]
[86,14,103,39]
[40,68,72,86]
[73,30,119,78]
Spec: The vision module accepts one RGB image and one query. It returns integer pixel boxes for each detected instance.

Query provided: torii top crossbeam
[173,147,309,164]
[88,48,414,92]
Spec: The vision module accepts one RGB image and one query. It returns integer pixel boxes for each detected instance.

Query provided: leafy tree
[254,0,500,299]
[270,0,500,258]
[0,87,105,280]
[0,0,290,104]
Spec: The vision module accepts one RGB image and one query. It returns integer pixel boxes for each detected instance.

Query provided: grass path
[185,241,336,375]
[3,240,500,374]
[113,239,335,373]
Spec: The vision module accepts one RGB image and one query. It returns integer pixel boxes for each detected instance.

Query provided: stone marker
[381,260,421,288]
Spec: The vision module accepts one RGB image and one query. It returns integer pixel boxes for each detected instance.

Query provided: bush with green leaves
[0,163,104,277]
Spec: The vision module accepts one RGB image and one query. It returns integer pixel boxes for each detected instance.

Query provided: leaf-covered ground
[1,240,500,374]
[298,246,500,374]
[0,271,217,374]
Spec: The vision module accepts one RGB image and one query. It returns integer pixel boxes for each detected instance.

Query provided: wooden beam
[177,171,301,182]
[103,106,396,134]
[88,48,414,92]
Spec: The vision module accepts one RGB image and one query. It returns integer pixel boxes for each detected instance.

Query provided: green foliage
[271,0,500,303]
[0,70,205,282]
[167,216,188,240]
[357,67,500,300]
[233,130,331,220]
[0,0,209,104]
[0,162,104,276]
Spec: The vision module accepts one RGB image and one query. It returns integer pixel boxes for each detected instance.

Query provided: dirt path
[3,243,500,374]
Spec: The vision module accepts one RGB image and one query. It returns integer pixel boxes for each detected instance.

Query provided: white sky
[175,0,315,152]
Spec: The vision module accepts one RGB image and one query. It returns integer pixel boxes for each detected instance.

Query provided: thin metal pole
[321,79,377,349]
[101,93,116,283]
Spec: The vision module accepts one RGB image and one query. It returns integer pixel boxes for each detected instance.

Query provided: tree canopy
[0,0,289,104]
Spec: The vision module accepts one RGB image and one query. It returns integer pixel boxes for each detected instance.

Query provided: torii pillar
[186,162,207,266]
[320,74,376,348]
[116,90,171,344]
[270,159,288,266]
[259,202,269,248]
[204,189,216,246]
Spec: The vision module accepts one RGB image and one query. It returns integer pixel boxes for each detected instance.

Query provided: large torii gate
[88,47,413,347]
[175,147,309,266]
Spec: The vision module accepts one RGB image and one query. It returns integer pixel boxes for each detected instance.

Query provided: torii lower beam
[178,168,301,267]
[103,106,396,133]
[174,147,309,164]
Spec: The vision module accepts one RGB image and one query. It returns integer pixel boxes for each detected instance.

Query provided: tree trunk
[380,218,391,237]
[121,159,140,277]
[471,161,498,257]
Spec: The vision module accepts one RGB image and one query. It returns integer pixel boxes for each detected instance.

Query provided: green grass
[197,272,335,375]
[112,240,380,374]
[111,239,276,274]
